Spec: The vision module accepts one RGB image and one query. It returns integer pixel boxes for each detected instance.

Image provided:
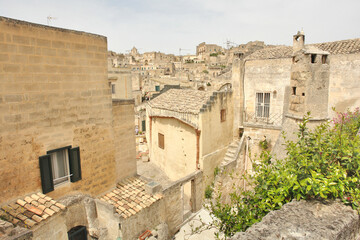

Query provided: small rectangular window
[292,87,297,95]
[311,54,317,63]
[111,84,116,94]
[221,109,226,122]
[51,149,70,186]
[322,55,327,64]
[39,146,81,193]
[158,133,164,149]
[256,92,270,118]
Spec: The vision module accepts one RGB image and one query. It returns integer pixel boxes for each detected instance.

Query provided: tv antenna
[47,16,57,26]
[223,39,237,49]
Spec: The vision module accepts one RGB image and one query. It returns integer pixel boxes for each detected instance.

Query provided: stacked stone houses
[0,16,195,240]
[231,31,360,169]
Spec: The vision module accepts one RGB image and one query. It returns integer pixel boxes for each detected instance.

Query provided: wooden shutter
[39,154,54,194]
[158,133,164,149]
[69,147,82,182]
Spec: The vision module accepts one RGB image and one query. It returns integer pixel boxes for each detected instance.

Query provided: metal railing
[243,111,283,127]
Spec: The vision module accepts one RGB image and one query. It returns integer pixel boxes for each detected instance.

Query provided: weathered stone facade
[232,200,360,240]
[146,89,233,185]
[112,99,137,182]
[0,16,119,203]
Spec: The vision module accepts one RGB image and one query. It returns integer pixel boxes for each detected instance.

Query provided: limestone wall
[243,58,291,122]
[112,100,137,182]
[0,17,116,203]
[328,53,360,118]
[200,91,234,184]
[120,199,165,240]
[108,68,133,99]
[32,195,89,239]
[232,200,360,240]
[148,116,197,181]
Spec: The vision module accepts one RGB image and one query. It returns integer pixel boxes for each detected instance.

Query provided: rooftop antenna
[223,39,237,50]
[47,16,57,26]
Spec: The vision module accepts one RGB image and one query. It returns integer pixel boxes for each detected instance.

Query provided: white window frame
[50,149,71,186]
[256,92,270,118]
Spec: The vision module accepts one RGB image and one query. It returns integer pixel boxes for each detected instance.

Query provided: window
[51,149,70,185]
[292,87,297,95]
[158,133,164,149]
[322,55,327,64]
[221,109,226,122]
[111,84,116,94]
[311,54,317,63]
[39,146,82,194]
[256,92,270,118]
[68,226,87,240]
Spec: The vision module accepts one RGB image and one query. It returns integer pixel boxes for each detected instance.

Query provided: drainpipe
[196,129,201,170]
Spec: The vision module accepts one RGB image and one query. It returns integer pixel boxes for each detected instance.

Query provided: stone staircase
[219,137,244,169]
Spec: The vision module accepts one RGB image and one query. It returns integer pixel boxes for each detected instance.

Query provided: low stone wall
[232,200,360,240]
[162,171,204,236]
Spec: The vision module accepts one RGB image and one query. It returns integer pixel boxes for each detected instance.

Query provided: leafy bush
[203,70,209,74]
[208,109,360,237]
[205,185,214,199]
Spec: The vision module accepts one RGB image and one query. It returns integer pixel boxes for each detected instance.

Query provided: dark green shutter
[142,120,146,131]
[69,147,82,182]
[39,154,54,194]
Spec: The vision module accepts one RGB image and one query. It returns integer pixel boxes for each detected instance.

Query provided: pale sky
[0,0,359,55]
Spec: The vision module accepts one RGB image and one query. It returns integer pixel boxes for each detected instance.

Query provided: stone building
[196,42,223,56]
[146,89,233,184]
[0,16,138,239]
[232,31,360,158]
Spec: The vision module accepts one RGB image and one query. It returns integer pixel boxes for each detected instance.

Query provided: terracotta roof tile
[99,177,163,219]
[0,192,66,229]
[148,89,212,114]
[245,38,360,60]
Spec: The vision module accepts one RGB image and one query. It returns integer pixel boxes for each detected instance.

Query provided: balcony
[243,111,283,128]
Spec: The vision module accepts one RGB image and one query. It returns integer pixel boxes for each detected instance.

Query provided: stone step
[224,157,233,162]
[225,153,235,158]
[228,148,237,154]
[229,143,238,148]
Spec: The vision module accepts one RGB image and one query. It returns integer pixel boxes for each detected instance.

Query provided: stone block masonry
[112,99,137,182]
[0,16,116,203]
[232,200,360,240]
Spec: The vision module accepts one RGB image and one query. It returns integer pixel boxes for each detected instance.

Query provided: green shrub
[208,109,360,237]
[205,185,214,199]
[214,167,220,178]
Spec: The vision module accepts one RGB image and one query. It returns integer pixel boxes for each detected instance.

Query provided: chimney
[293,31,305,52]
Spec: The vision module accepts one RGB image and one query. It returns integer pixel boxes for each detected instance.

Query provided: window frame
[255,92,271,118]
[47,146,72,187]
[39,146,82,194]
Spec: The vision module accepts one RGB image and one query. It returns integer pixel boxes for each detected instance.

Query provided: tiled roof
[99,177,162,219]
[246,38,360,60]
[314,38,360,55]
[0,192,66,229]
[148,89,212,114]
[245,46,293,60]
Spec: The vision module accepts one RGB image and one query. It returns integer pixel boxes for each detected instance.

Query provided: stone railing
[243,111,282,128]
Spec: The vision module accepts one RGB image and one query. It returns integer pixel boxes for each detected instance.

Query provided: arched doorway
[68,226,87,240]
